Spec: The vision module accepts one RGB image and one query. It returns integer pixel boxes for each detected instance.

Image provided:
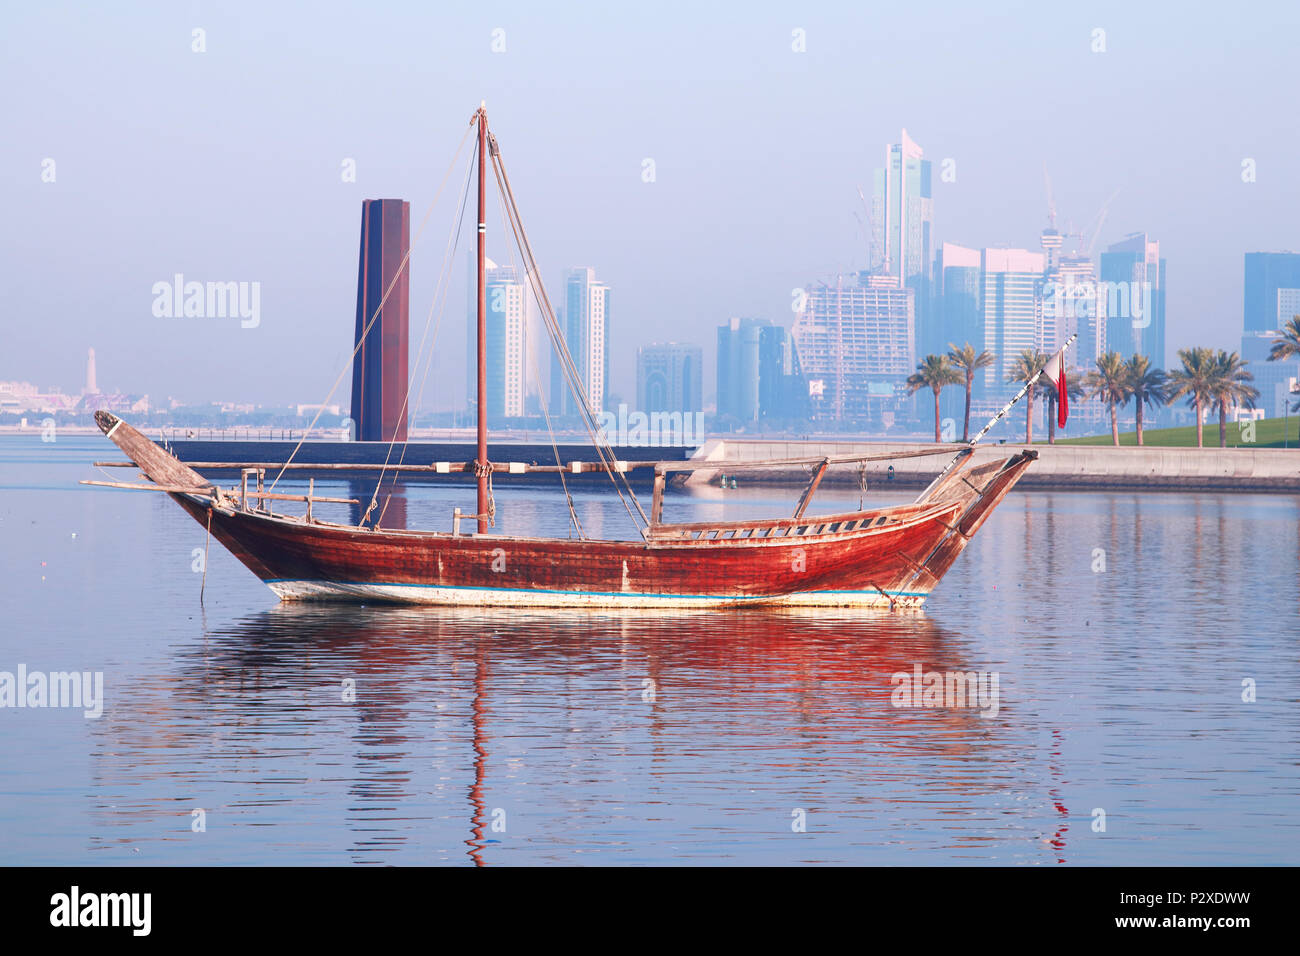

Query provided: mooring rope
[200,507,212,605]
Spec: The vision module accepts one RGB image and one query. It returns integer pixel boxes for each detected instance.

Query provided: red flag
[1057,360,1068,428]
[1043,351,1068,428]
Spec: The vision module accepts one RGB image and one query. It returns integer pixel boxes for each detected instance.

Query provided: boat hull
[91,411,1037,610]
[175,495,964,609]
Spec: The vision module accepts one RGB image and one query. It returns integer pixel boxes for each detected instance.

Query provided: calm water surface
[1,436,1297,865]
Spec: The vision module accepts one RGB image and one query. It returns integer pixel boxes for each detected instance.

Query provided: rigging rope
[487,135,648,531]
[268,118,475,494]
[371,134,477,527]
[488,163,584,538]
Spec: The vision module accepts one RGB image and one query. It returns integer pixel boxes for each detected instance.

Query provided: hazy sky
[4,0,1297,409]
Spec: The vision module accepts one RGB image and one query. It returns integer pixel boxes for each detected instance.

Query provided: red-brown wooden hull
[171,494,970,608]
[93,411,1036,609]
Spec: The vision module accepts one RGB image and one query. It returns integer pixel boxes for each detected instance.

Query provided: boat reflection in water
[87,605,1070,865]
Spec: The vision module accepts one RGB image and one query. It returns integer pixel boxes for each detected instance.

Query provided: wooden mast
[475,103,490,534]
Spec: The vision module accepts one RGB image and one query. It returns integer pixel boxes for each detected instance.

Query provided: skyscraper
[1241,330,1300,418]
[1040,227,1064,274]
[936,243,981,352]
[873,129,933,282]
[550,268,610,416]
[84,348,97,395]
[980,248,1044,393]
[1101,233,1166,365]
[873,129,934,356]
[467,255,546,419]
[1244,252,1300,333]
[715,317,806,425]
[637,343,702,415]
[1037,251,1104,372]
[484,262,526,419]
[755,324,806,423]
[791,273,914,423]
[933,243,982,421]
[350,199,410,442]
[716,317,766,423]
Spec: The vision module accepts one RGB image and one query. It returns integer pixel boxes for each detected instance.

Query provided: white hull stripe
[264,579,930,607]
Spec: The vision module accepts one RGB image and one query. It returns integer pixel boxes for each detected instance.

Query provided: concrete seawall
[686,439,1300,493]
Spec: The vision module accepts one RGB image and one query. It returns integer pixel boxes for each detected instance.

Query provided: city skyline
[4,158,1293,431]
[5,231,1289,425]
[5,3,1299,411]
[8,238,1296,420]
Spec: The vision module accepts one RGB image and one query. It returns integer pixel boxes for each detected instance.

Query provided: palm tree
[1268,316,1300,445]
[1167,346,1217,448]
[1209,350,1259,448]
[1268,316,1300,362]
[1085,351,1132,446]
[947,342,995,441]
[1126,354,1168,446]
[906,354,962,442]
[1040,368,1084,444]
[1005,349,1048,443]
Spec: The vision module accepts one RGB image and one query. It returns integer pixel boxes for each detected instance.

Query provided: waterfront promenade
[687,439,1300,492]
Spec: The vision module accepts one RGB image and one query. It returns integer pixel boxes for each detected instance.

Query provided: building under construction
[791,272,914,425]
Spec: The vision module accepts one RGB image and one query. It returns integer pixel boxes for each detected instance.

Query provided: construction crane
[1040,164,1064,270]
[852,206,870,269]
[1043,163,1057,229]
[1062,188,1123,258]
[1041,165,1122,260]
[1082,188,1123,257]
[856,185,881,272]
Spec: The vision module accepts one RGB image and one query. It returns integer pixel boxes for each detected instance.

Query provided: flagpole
[921,334,1077,494]
[968,333,1076,447]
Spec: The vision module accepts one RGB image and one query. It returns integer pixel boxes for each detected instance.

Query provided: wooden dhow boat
[85,106,1069,610]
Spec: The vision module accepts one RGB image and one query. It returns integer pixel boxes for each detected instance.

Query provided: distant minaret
[85,348,97,394]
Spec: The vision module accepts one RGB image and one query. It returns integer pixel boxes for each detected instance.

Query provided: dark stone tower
[350,199,410,442]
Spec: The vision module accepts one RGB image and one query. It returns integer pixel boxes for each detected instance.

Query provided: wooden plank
[671,445,969,474]
[650,472,666,525]
[79,480,358,505]
[93,411,213,490]
[93,444,965,475]
[648,500,944,536]
[93,459,666,474]
[80,480,217,495]
[792,458,830,519]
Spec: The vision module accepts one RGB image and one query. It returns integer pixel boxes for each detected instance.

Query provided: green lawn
[1052,416,1300,448]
